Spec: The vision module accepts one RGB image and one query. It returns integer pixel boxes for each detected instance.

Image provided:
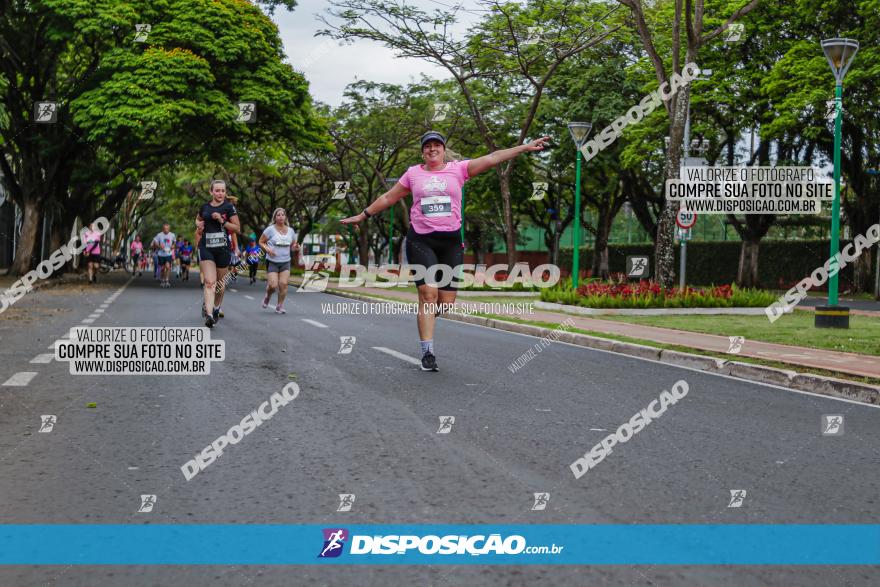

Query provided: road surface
[0,272,877,586]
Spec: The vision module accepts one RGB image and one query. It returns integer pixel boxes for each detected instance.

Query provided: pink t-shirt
[399,160,469,234]
[130,241,143,254]
[82,229,101,255]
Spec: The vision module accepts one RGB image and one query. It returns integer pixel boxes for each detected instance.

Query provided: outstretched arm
[466,136,551,178]
[341,182,410,225]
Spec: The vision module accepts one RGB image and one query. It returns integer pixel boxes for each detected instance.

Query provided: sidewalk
[314,284,880,380]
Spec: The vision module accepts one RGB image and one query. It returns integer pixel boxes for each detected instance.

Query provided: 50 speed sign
[676,208,697,229]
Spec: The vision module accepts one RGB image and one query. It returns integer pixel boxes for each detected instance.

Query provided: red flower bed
[575,280,734,299]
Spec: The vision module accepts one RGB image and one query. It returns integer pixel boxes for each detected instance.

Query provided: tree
[615,0,760,287]
[762,0,880,292]
[321,0,620,267]
[0,0,324,274]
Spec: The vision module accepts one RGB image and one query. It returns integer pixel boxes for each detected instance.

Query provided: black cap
[420,131,446,148]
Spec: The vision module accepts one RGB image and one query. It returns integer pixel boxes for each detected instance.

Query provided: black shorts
[180,258,191,266]
[266,260,291,273]
[158,255,172,266]
[404,227,463,291]
[87,253,101,263]
[198,244,231,268]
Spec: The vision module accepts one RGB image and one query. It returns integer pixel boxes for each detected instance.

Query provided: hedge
[558,239,867,289]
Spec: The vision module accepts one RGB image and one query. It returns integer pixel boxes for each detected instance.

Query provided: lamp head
[567,122,592,149]
[821,38,859,84]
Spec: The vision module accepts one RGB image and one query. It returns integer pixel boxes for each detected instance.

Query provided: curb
[318,288,880,406]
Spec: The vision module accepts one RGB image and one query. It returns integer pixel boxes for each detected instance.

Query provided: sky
[271,0,481,107]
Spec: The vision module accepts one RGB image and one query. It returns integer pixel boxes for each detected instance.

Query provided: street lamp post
[568,122,592,288]
[385,176,400,263]
[816,38,859,329]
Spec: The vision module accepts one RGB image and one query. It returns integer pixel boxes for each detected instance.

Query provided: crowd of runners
[107,131,547,371]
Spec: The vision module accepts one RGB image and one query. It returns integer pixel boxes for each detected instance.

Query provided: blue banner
[0,525,877,565]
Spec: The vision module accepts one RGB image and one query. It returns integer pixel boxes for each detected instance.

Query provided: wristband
[362,208,372,219]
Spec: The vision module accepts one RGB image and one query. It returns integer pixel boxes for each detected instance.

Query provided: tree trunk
[10,198,43,275]
[591,221,611,280]
[358,227,370,267]
[498,169,518,267]
[655,87,690,288]
[736,239,760,288]
[49,212,70,275]
[852,249,871,293]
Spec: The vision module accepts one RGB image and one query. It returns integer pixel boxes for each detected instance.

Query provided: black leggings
[404,227,464,291]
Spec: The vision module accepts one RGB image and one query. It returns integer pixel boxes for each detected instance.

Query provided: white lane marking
[3,372,37,386]
[81,318,95,324]
[88,314,100,319]
[30,354,54,364]
[94,309,104,314]
[301,319,328,329]
[245,295,255,300]
[372,347,421,366]
[230,288,238,293]
[589,428,607,431]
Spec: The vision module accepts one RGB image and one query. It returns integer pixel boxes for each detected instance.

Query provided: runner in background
[82,222,103,284]
[175,235,185,279]
[194,223,204,286]
[179,239,193,281]
[195,180,240,327]
[341,131,550,371]
[245,234,261,284]
[129,234,144,276]
[259,208,300,314]
[151,223,177,288]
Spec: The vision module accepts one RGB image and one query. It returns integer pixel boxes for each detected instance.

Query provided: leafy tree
[321,0,620,266]
[0,0,325,274]
[615,0,761,287]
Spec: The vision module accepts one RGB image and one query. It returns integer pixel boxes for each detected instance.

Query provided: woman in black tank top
[194,180,240,328]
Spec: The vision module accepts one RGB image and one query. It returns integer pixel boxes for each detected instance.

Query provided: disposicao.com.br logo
[317,529,563,558]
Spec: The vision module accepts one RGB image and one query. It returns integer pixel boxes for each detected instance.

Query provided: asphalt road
[0,271,878,586]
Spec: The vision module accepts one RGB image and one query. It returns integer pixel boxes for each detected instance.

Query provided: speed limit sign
[676,208,697,229]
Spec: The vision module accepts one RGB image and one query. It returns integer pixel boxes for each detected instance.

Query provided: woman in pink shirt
[129,235,144,276]
[342,130,549,372]
[82,222,103,284]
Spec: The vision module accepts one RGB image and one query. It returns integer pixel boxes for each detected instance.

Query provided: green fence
[558,239,868,289]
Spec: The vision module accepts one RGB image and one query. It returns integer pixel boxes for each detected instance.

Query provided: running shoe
[205,314,215,328]
[420,352,439,372]
[261,294,270,309]
[217,308,224,318]
[275,305,286,314]
[212,308,221,322]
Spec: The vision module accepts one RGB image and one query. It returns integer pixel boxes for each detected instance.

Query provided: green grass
[471,313,880,386]
[594,312,880,356]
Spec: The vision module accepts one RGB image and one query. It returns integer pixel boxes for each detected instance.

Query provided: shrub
[540,280,776,309]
